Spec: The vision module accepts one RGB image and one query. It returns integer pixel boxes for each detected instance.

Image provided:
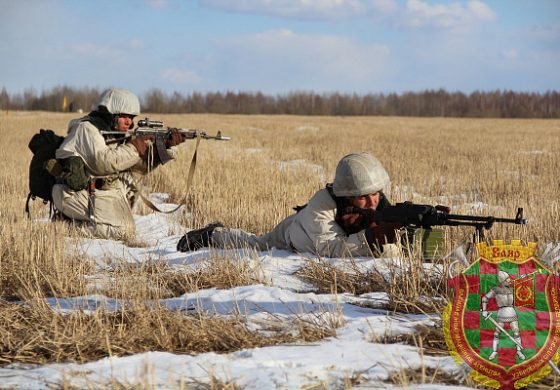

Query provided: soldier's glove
[338,206,376,235]
[358,208,377,228]
[166,128,187,148]
[482,310,490,320]
[177,222,224,252]
[365,222,404,250]
[129,135,153,158]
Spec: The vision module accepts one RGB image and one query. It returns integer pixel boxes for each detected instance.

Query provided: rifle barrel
[494,216,528,225]
[446,214,494,222]
[447,207,527,226]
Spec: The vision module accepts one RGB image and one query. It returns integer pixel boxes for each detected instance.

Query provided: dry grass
[1,111,559,386]
[371,323,448,356]
[101,255,265,300]
[296,236,451,314]
[295,258,387,295]
[382,323,474,388]
[4,112,559,240]
[0,219,92,301]
[383,250,451,314]
[0,300,335,366]
[386,365,465,387]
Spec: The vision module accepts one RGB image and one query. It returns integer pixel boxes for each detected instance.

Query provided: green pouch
[405,227,445,261]
[61,156,89,191]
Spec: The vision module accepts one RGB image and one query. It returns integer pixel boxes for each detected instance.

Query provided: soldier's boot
[177,223,224,252]
[488,351,498,360]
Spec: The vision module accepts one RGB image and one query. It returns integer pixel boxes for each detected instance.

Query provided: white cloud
[214,29,391,92]
[200,0,371,20]
[198,0,498,29]
[242,29,389,79]
[403,0,496,30]
[160,68,202,85]
[198,0,495,26]
[467,0,495,22]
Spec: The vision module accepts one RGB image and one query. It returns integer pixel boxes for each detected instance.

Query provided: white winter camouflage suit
[211,188,373,257]
[52,118,176,239]
[209,152,395,258]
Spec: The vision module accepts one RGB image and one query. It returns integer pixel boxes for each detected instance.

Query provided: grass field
[1,111,559,388]
[4,111,559,240]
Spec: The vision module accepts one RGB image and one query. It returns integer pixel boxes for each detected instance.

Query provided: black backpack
[25,129,65,215]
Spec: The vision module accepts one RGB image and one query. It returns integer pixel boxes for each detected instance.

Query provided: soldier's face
[351,192,381,210]
[116,114,134,131]
[338,192,382,232]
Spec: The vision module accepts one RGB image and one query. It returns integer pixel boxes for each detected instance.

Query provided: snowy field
[0,196,484,389]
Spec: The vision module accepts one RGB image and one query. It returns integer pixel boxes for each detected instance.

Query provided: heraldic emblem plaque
[443,240,560,389]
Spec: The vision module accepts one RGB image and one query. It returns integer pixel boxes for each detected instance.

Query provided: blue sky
[1,0,559,96]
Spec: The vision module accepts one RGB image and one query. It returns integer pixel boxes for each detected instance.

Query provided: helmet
[498,271,512,284]
[332,152,390,197]
[97,88,140,116]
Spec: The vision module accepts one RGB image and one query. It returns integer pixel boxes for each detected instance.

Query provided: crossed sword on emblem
[483,269,560,376]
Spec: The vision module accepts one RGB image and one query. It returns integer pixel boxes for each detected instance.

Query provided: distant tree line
[1,86,559,118]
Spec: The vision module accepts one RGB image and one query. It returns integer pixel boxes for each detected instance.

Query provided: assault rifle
[346,202,528,241]
[101,118,230,164]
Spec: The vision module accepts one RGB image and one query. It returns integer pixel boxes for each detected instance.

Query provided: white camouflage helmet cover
[97,88,140,116]
[332,152,390,197]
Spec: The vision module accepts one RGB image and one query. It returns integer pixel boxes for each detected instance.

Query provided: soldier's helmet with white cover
[97,88,140,117]
[332,152,390,197]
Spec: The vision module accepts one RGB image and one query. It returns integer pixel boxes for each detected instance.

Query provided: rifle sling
[138,135,201,214]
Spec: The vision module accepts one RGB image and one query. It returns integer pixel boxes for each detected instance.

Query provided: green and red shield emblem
[443,240,560,389]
